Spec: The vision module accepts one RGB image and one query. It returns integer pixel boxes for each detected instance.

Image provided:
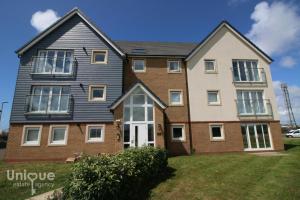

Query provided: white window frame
[171,124,186,142]
[204,59,217,73]
[35,50,74,75]
[207,90,221,105]
[169,89,184,106]
[28,85,70,114]
[167,60,181,73]
[232,60,261,82]
[132,59,146,72]
[85,124,105,143]
[209,124,225,141]
[21,125,42,146]
[48,125,68,146]
[91,50,108,64]
[241,124,273,151]
[88,85,106,102]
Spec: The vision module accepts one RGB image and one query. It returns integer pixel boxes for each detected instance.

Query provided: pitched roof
[185,21,273,63]
[16,8,125,57]
[110,81,167,110]
[115,41,197,56]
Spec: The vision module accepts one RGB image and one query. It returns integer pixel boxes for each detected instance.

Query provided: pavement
[249,151,288,156]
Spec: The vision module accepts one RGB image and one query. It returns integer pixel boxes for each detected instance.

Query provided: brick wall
[191,121,284,153]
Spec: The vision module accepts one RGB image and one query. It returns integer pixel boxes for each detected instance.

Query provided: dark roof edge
[16,8,125,57]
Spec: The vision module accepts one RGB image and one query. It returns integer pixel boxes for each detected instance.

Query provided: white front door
[130,123,148,147]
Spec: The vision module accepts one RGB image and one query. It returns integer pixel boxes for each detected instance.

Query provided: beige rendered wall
[187,26,279,122]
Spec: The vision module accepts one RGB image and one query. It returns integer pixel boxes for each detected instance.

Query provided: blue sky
[0,0,300,130]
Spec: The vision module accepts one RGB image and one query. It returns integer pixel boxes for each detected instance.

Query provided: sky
[0,0,300,130]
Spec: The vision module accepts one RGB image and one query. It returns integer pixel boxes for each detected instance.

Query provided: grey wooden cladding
[10,15,123,123]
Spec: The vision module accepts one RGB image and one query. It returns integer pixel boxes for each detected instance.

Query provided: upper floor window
[132,59,146,72]
[26,86,71,114]
[91,50,108,64]
[88,85,106,101]
[168,60,181,73]
[232,60,265,82]
[33,50,74,75]
[169,90,183,106]
[204,59,216,72]
[236,90,267,115]
[207,90,220,105]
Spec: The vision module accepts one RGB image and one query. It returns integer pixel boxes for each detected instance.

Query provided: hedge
[63,147,168,200]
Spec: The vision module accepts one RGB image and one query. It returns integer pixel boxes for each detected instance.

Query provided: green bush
[63,147,168,200]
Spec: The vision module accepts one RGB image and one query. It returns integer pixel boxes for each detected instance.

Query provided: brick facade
[191,120,284,153]
[123,57,191,154]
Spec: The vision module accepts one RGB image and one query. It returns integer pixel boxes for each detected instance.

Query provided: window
[169,90,183,106]
[123,86,154,122]
[241,124,272,150]
[207,91,220,105]
[91,50,108,64]
[33,50,74,74]
[232,60,263,82]
[168,60,181,73]
[204,59,216,72]
[209,124,224,141]
[171,125,185,141]
[49,125,68,145]
[28,86,70,113]
[22,125,42,146]
[86,125,105,143]
[89,85,106,101]
[236,90,266,115]
[132,59,146,72]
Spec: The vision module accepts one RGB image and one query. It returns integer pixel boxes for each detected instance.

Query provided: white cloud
[31,9,60,32]
[280,56,296,68]
[246,1,300,55]
[273,81,300,125]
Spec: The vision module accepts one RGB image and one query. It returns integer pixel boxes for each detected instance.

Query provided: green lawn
[150,138,300,200]
[1,138,300,200]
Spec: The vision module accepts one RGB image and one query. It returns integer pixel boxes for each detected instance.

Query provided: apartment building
[5,8,283,162]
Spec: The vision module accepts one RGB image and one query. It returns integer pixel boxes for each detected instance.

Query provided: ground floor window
[241,124,272,150]
[49,125,68,145]
[86,125,105,143]
[22,125,42,146]
[209,124,224,141]
[171,124,185,141]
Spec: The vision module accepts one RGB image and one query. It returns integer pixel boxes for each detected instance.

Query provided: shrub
[63,147,167,200]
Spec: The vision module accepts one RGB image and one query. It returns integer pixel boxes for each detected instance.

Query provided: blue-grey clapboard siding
[10,15,123,123]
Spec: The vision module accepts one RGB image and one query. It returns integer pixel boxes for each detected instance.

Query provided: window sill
[208,103,221,106]
[86,140,104,143]
[48,143,67,146]
[168,71,182,74]
[205,71,218,74]
[210,138,225,142]
[21,143,40,147]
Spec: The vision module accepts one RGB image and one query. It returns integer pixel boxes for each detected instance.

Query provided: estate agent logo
[6,170,55,195]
